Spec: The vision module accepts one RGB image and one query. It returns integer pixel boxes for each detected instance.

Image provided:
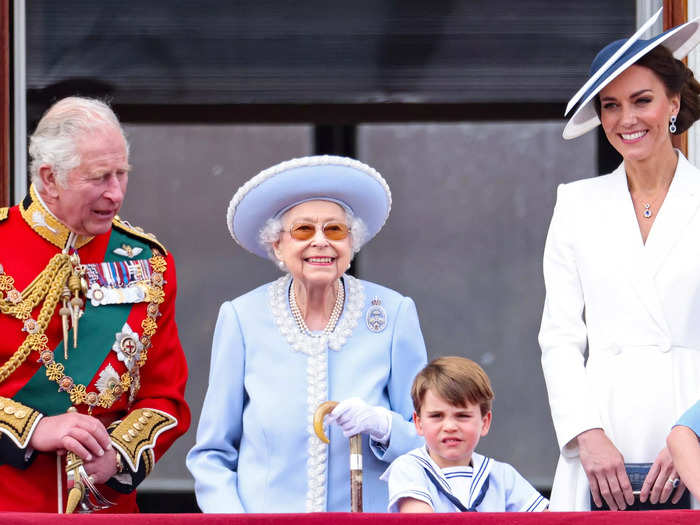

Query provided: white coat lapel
[645,153,700,278]
[603,165,670,334]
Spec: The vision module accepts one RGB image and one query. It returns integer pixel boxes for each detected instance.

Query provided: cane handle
[313,401,338,444]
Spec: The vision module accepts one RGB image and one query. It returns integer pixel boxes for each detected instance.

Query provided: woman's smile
[304,256,336,265]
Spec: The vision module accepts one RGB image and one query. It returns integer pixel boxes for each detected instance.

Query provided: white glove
[325,397,392,445]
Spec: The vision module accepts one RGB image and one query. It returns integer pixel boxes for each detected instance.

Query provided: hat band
[274,197,353,219]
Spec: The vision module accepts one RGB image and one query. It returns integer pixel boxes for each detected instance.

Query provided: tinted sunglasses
[287,221,350,241]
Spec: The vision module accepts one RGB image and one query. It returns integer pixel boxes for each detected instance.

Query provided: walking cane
[313,401,363,512]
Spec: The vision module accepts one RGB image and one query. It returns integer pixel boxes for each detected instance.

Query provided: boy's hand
[576,428,634,510]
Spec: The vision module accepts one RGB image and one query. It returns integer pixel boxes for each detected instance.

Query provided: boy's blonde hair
[411,356,494,416]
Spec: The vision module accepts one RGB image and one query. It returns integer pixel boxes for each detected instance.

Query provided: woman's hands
[326,397,392,444]
[577,428,634,510]
[639,446,686,505]
[667,425,700,502]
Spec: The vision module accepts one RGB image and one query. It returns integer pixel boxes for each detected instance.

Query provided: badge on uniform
[113,323,143,371]
[366,296,387,333]
[83,259,152,306]
[113,244,143,258]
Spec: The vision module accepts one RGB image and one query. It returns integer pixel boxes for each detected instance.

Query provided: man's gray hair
[258,205,369,271]
[28,97,129,189]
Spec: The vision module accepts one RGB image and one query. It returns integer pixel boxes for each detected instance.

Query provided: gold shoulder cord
[0,253,73,382]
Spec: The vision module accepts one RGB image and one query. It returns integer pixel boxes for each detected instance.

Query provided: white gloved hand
[325,397,392,445]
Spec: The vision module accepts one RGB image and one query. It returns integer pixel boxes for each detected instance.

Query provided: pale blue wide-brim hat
[563,8,700,140]
[227,155,392,259]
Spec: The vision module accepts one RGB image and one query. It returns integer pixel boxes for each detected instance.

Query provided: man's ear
[38,165,60,198]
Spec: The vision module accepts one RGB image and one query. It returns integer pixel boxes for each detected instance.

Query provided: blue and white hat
[563,8,700,140]
[227,155,392,259]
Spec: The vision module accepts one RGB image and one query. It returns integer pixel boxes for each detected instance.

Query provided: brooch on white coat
[366,296,387,333]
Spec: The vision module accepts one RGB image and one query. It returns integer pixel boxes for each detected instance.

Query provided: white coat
[539,152,700,510]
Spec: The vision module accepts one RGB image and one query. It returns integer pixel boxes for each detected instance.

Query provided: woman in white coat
[540,9,700,511]
[187,156,427,512]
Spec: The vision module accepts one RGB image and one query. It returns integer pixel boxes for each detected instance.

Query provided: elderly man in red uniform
[0,97,190,512]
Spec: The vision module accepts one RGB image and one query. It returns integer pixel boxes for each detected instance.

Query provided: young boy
[381,356,548,512]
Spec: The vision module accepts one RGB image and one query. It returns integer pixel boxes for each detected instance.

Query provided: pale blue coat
[187,275,427,512]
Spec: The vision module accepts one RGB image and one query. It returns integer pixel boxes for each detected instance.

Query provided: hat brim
[563,18,700,140]
[227,155,392,259]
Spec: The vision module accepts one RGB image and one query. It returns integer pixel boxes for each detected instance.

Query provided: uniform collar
[20,184,94,250]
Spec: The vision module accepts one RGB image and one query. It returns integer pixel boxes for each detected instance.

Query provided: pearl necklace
[289,279,344,337]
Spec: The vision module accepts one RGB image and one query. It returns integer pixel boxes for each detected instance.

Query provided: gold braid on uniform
[0,396,42,448]
[109,407,177,473]
[0,252,168,413]
[0,253,74,382]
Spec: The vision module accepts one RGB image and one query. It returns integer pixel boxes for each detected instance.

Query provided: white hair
[258,205,369,272]
[29,97,129,189]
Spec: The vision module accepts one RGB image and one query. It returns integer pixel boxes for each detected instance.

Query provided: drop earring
[670,115,677,134]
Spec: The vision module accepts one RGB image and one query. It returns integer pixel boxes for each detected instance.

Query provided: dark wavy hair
[594,45,700,134]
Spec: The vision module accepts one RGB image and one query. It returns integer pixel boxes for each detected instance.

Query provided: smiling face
[42,125,130,236]
[273,200,352,288]
[599,65,680,163]
[414,389,492,468]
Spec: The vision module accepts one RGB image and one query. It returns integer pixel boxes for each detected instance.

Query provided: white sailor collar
[408,445,493,509]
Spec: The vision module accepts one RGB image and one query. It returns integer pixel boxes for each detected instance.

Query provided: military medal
[84,259,152,306]
[113,323,144,371]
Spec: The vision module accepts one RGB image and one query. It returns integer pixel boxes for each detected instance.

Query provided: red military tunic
[0,187,190,512]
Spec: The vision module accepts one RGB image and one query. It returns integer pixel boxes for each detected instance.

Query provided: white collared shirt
[381,445,548,512]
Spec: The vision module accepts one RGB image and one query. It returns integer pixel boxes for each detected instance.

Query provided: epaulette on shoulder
[0,207,8,223]
[112,216,168,255]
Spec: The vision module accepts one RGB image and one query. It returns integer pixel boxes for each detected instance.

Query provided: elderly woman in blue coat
[187,155,427,512]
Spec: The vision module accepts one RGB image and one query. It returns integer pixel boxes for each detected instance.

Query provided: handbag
[590,463,691,511]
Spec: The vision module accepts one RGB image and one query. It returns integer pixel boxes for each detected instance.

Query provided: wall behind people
[115,121,596,491]
[358,123,595,485]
